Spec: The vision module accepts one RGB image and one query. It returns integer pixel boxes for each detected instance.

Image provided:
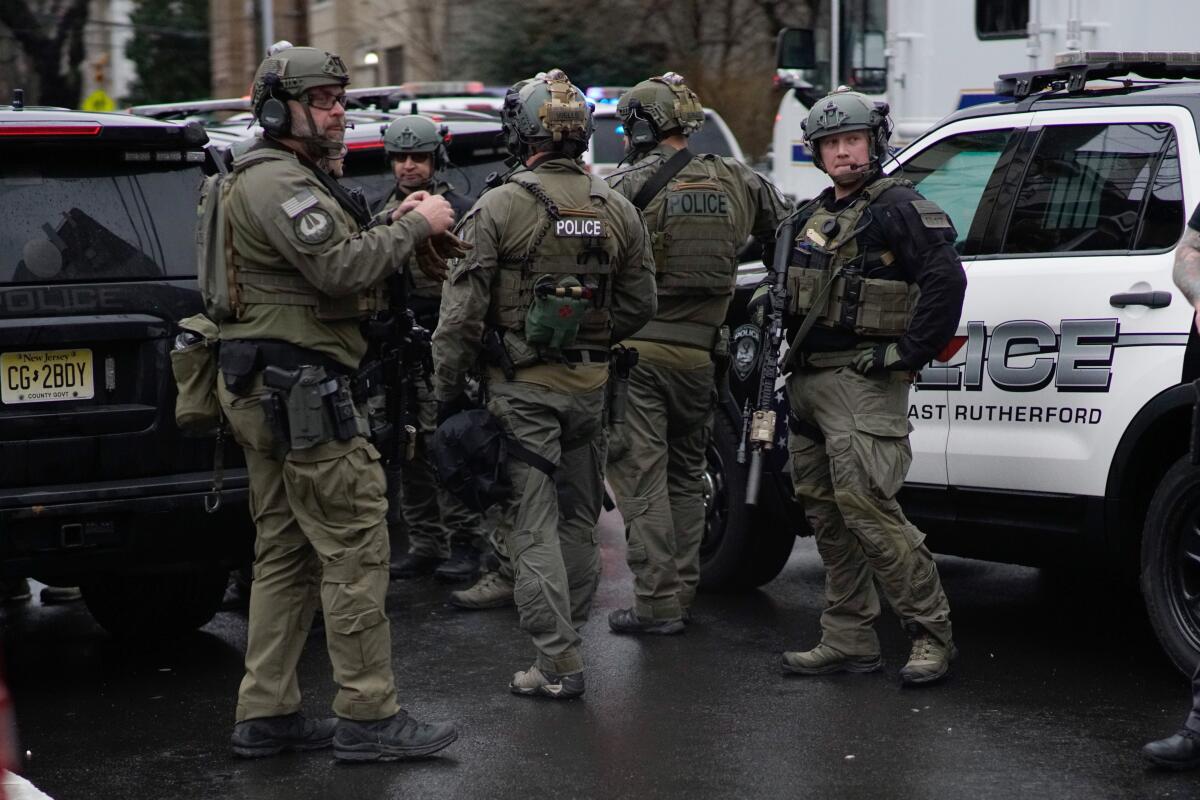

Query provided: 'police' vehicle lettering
[555,218,606,237]
[917,319,1119,392]
[667,191,728,217]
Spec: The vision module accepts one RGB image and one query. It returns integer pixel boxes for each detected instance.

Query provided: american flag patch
[282,190,318,219]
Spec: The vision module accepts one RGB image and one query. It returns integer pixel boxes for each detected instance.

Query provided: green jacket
[220,141,430,369]
[432,157,657,399]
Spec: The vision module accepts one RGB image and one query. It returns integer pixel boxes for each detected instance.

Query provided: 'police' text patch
[667,190,729,217]
[555,217,606,238]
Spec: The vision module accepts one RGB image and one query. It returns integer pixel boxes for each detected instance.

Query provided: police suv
[712,52,1200,674]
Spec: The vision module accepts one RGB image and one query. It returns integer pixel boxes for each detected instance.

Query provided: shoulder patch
[910,199,952,229]
[294,208,334,244]
[282,190,318,219]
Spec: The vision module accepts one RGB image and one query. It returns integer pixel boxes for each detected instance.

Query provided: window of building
[385,46,405,86]
[976,0,1029,40]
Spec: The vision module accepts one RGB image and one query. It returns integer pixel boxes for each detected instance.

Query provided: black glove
[851,343,905,376]
[436,393,474,427]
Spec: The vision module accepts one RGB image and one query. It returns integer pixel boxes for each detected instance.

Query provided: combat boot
[230,712,337,758]
[899,633,957,686]
[608,608,684,635]
[389,552,443,580]
[509,665,584,700]
[449,571,514,610]
[781,643,882,675]
[1,578,31,603]
[434,543,480,583]
[333,710,459,763]
[1143,729,1200,770]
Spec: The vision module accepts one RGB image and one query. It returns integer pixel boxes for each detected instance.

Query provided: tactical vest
[490,171,620,351]
[407,182,470,299]
[223,149,386,322]
[787,176,917,339]
[646,155,739,297]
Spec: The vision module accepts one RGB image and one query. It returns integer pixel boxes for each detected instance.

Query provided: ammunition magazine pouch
[431,409,557,512]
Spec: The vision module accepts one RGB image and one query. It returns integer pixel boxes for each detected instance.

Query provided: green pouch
[525,275,591,349]
[170,314,221,436]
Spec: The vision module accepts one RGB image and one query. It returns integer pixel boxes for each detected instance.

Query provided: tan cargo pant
[401,379,486,558]
[607,360,715,620]
[786,366,953,655]
[487,379,607,675]
[219,376,399,722]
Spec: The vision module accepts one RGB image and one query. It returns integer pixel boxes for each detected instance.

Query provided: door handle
[1109,291,1173,309]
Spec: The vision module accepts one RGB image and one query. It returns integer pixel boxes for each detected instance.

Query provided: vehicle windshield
[0,151,203,285]
[591,114,734,165]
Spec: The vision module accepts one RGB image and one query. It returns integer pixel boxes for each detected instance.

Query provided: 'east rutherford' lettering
[668,191,728,217]
[555,218,606,237]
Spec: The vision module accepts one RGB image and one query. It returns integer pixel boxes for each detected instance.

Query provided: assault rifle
[744,216,797,506]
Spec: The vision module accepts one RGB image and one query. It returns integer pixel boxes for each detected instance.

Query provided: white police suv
[714,52,1200,674]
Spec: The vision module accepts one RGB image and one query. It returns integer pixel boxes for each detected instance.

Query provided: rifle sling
[631,147,695,211]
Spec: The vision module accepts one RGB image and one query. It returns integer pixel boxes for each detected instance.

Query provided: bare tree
[0,0,90,107]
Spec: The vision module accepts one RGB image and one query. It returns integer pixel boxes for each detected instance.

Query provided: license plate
[1,348,94,404]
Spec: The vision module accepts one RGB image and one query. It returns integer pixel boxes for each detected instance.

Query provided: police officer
[603,73,789,634]
[432,69,656,698]
[379,115,488,583]
[757,88,966,685]
[1143,204,1200,768]
[218,46,459,759]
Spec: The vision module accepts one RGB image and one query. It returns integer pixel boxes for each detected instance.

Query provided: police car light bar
[996,50,1200,100]
[0,123,101,136]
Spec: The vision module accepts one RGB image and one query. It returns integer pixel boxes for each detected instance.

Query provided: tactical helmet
[251,45,350,119]
[801,87,892,173]
[616,73,705,143]
[500,69,593,160]
[383,115,448,170]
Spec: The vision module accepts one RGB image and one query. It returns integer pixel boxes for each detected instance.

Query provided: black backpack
[431,409,555,512]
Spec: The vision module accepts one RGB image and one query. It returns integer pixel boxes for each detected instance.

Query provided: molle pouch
[786,268,825,315]
[218,340,260,396]
[500,330,542,371]
[853,278,915,337]
[326,376,367,442]
[525,275,591,349]
[170,314,221,436]
[259,388,291,460]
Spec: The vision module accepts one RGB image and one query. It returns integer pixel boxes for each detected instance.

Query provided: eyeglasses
[392,152,432,164]
[304,89,347,110]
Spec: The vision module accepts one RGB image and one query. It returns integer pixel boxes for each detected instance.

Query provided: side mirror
[776,28,816,70]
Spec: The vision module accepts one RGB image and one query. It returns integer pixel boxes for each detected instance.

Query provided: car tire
[1141,454,1200,676]
[700,410,796,591]
[81,566,229,639]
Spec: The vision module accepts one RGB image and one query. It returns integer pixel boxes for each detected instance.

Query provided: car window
[591,113,734,166]
[0,152,203,285]
[1001,123,1184,254]
[894,128,1016,254]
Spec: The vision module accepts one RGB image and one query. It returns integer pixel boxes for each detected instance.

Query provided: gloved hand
[436,392,474,427]
[415,239,450,283]
[851,343,906,375]
[747,285,771,327]
[414,232,473,283]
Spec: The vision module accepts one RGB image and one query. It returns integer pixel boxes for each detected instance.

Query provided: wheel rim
[700,441,728,560]
[1169,494,1200,653]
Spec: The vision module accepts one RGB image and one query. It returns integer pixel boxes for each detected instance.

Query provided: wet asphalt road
[4,510,1199,800]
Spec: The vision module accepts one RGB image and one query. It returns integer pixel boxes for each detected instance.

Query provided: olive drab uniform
[218,139,433,723]
[783,173,966,659]
[379,180,486,563]
[605,143,788,622]
[433,158,656,676]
